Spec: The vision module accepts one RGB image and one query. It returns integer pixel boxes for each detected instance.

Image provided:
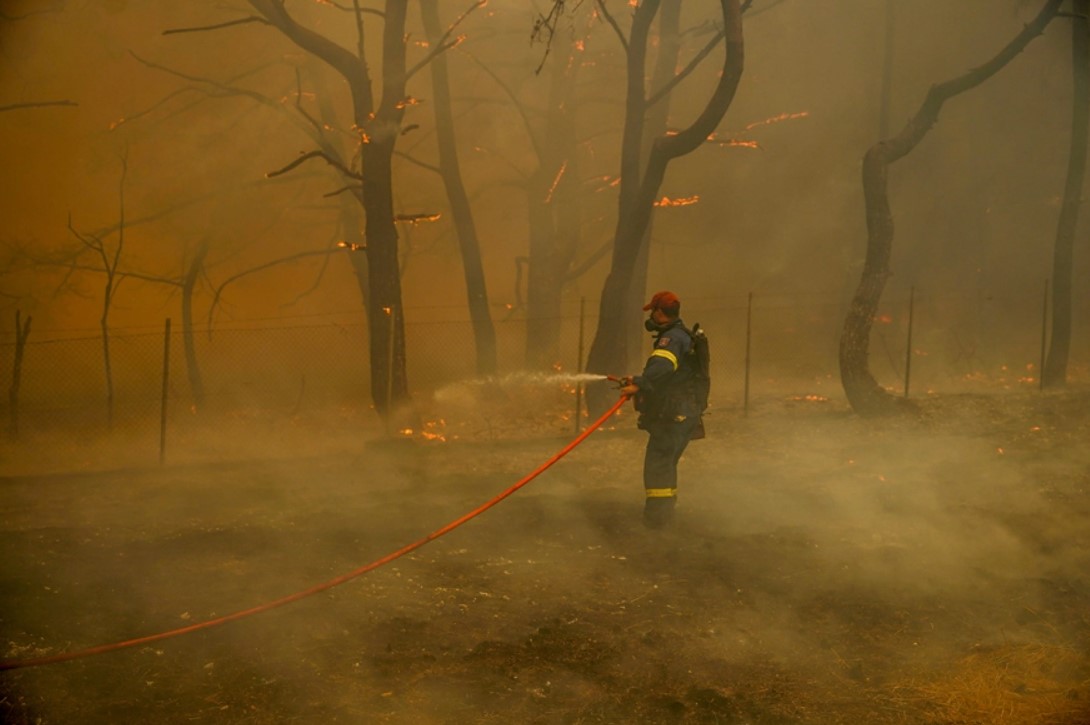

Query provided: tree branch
[162,16,269,35]
[405,0,486,81]
[0,100,77,113]
[266,150,363,181]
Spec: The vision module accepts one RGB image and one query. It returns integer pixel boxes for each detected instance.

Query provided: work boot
[642,495,676,529]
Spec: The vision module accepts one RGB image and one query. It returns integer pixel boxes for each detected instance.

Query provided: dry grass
[900,643,1090,725]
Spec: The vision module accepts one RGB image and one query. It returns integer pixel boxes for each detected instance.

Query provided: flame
[705,133,761,149]
[876,314,893,324]
[109,117,126,130]
[401,419,448,442]
[394,212,442,225]
[654,195,699,207]
[544,161,568,203]
[395,96,421,109]
[337,241,365,251]
[420,419,447,442]
[742,111,810,131]
[788,394,828,402]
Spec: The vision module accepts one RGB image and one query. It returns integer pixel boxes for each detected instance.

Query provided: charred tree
[181,237,209,408]
[66,157,129,429]
[625,1,683,367]
[1043,0,1088,388]
[7,310,31,439]
[248,0,412,418]
[840,0,1062,415]
[585,0,744,411]
[420,0,497,376]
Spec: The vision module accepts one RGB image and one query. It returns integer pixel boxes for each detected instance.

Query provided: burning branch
[406,0,487,81]
[653,195,700,207]
[394,212,442,225]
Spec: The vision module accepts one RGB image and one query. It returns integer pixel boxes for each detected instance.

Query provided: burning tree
[839,0,1063,415]
[240,0,415,419]
[584,0,744,407]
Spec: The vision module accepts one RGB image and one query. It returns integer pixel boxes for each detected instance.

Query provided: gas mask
[645,316,667,332]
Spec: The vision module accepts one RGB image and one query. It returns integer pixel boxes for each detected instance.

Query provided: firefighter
[619,290,701,528]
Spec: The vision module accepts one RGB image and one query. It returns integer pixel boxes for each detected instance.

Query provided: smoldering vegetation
[1,385,1088,723]
[2,0,1090,722]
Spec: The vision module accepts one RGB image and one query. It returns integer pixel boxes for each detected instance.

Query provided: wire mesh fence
[2,288,1086,473]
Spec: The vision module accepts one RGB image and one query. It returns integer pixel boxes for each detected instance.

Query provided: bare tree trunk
[841,0,1062,415]
[626,1,682,367]
[181,237,209,409]
[249,0,412,418]
[586,0,743,412]
[879,0,896,138]
[420,0,497,376]
[1043,0,1088,388]
[8,311,31,439]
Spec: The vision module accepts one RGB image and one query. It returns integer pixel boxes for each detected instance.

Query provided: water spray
[433,371,609,403]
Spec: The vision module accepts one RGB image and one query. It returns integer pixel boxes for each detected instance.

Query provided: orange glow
[544,161,568,203]
[742,110,810,132]
[654,195,699,207]
[394,212,442,225]
[788,394,828,402]
[876,314,893,324]
[395,96,421,109]
[706,133,761,149]
[337,241,365,251]
[420,419,448,442]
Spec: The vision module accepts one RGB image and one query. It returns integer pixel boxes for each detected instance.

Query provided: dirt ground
[1,385,1089,724]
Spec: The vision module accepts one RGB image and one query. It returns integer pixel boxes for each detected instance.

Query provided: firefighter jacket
[633,319,700,422]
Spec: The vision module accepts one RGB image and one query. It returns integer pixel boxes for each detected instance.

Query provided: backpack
[687,322,711,414]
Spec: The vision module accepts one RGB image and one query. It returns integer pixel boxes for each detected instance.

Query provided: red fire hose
[0,394,629,671]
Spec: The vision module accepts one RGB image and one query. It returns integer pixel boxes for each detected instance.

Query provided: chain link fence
[2,289,1086,474]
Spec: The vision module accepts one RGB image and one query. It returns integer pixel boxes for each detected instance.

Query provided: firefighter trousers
[641,415,700,526]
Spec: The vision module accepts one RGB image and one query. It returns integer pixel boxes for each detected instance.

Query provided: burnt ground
[1,387,1089,724]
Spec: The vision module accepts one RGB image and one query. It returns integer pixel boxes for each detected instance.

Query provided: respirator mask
[645,316,668,332]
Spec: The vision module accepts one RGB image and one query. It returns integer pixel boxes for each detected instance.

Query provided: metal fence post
[159,317,171,465]
[574,297,585,435]
[1040,279,1049,390]
[744,292,752,416]
[904,286,915,398]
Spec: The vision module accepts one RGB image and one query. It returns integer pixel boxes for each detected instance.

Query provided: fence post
[1039,279,1049,391]
[574,296,585,435]
[9,310,31,440]
[159,317,171,465]
[744,292,752,416]
[904,286,915,398]
[386,305,396,435]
